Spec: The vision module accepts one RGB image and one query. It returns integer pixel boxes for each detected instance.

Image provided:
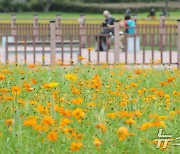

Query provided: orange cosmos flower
[34,124,48,132]
[4,95,14,101]
[29,100,37,105]
[95,123,106,133]
[70,142,83,152]
[23,82,33,91]
[117,126,130,141]
[78,56,86,60]
[135,69,142,74]
[134,110,142,117]
[93,137,104,150]
[120,101,127,108]
[63,127,74,135]
[11,86,21,95]
[75,133,83,140]
[160,82,166,86]
[61,109,71,118]
[60,118,71,127]
[130,82,138,88]
[47,131,58,142]
[119,110,130,118]
[167,76,176,83]
[88,47,94,51]
[18,98,25,105]
[23,116,37,127]
[139,122,152,130]
[49,81,58,88]
[175,109,180,114]
[1,69,12,74]
[126,118,136,125]
[52,91,59,100]
[36,105,50,115]
[0,88,9,93]
[42,83,51,89]
[31,78,37,84]
[65,73,77,81]
[28,64,36,68]
[72,87,81,94]
[152,121,166,128]
[72,108,85,120]
[173,91,179,96]
[0,74,6,81]
[41,116,55,126]
[138,88,146,95]
[107,113,116,118]
[72,97,83,105]
[89,75,101,89]
[5,119,14,126]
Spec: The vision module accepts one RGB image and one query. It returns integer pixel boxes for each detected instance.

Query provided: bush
[12,2,30,12]
[49,2,180,14]
[30,2,43,12]
[0,0,12,12]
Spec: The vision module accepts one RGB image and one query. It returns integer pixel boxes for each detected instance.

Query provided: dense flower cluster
[0,65,179,153]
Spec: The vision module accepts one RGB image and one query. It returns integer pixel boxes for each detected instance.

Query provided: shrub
[12,2,30,12]
[49,2,180,14]
[30,1,43,12]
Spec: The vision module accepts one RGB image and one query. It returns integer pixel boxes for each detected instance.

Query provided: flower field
[0,64,179,153]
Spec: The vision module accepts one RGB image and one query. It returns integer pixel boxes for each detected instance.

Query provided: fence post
[177,19,180,69]
[160,15,165,49]
[33,14,39,41]
[79,14,86,48]
[56,14,61,41]
[114,21,120,63]
[50,20,56,66]
[11,13,16,36]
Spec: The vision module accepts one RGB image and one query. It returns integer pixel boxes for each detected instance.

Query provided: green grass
[0,64,179,153]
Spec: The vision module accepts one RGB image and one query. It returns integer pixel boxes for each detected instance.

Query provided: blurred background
[0,0,179,16]
[0,0,179,24]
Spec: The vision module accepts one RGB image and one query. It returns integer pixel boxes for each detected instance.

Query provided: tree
[38,0,53,12]
[0,0,12,12]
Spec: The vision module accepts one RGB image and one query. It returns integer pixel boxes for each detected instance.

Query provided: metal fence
[0,17,180,68]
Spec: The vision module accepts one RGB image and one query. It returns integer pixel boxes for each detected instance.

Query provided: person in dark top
[125,8,132,16]
[148,8,156,19]
[162,8,167,16]
[97,10,115,51]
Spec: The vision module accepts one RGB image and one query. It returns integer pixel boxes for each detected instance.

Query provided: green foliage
[0,0,12,12]
[48,1,180,14]
[12,2,30,12]
[79,0,179,2]
[0,0,179,13]
[0,65,179,153]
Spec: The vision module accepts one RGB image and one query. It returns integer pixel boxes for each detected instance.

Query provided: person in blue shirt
[124,15,136,34]
[119,15,136,51]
